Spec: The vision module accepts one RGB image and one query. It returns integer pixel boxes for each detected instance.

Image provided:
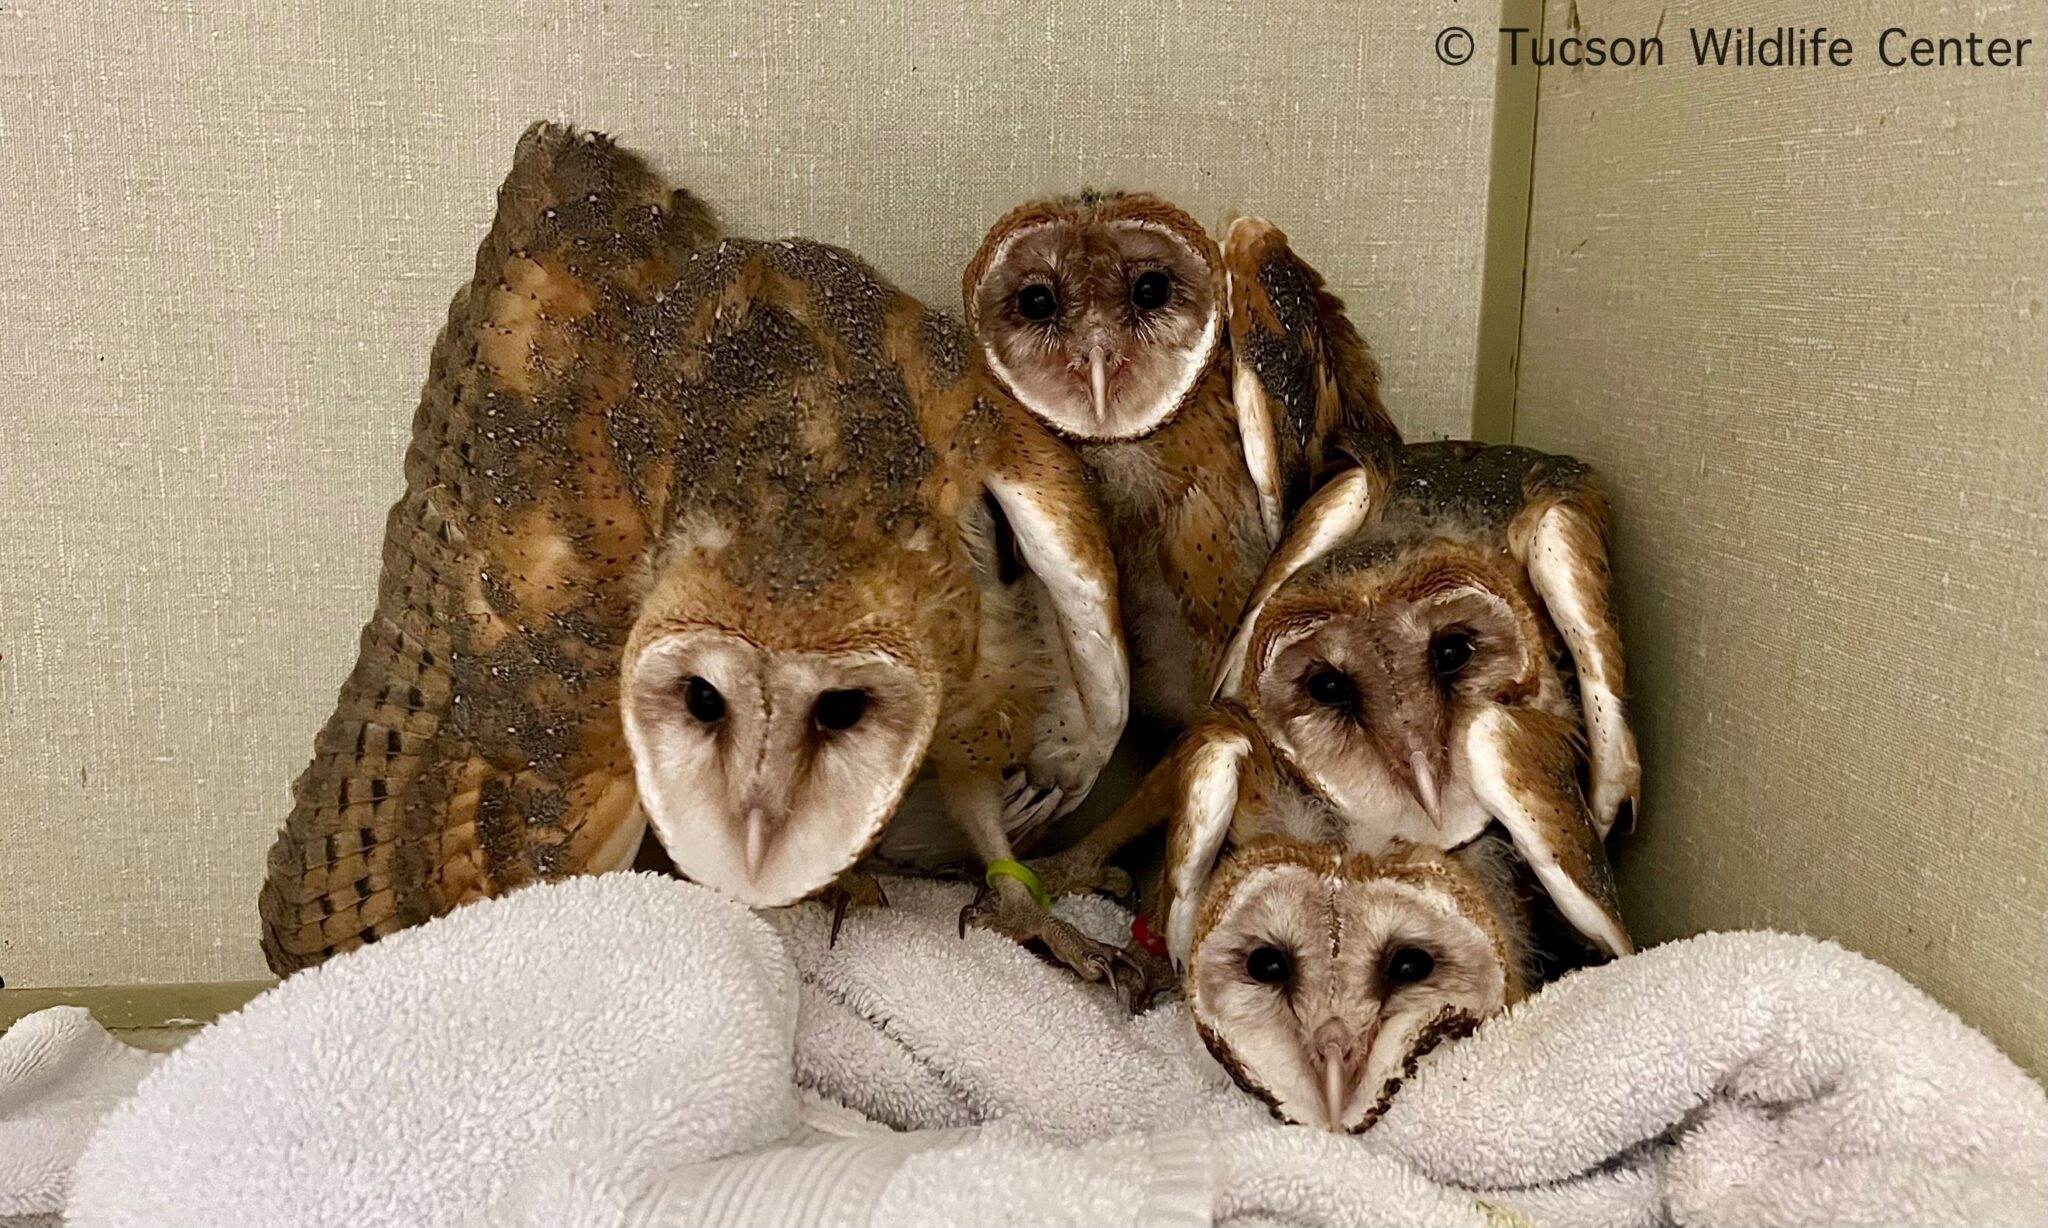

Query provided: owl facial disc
[1188,842,1513,1133]
[965,197,1223,443]
[621,626,940,907]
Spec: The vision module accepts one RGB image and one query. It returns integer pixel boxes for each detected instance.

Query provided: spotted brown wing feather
[258,123,718,974]
[1222,216,1399,544]
[983,407,1129,812]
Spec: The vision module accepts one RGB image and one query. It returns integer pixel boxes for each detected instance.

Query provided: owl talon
[958,881,992,940]
[822,872,890,948]
[1107,943,1177,1014]
[960,876,1157,1003]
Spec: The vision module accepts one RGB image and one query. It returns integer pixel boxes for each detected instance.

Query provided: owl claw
[958,881,990,940]
[822,872,890,948]
[1107,943,1177,1015]
[960,877,1169,1010]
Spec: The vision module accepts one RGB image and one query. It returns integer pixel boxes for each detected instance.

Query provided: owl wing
[984,404,1130,816]
[1161,719,1257,970]
[259,123,718,974]
[1221,216,1400,546]
[1506,470,1641,837]
[1210,463,1385,700]
[1462,706,1633,958]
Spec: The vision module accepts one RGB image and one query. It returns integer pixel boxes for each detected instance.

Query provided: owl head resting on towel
[1185,835,1530,1132]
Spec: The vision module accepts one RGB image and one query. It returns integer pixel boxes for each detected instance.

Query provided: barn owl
[1150,698,1625,975]
[1185,825,1531,1132]
[963,194,1400,728]
[258,123,1129,977]
[1212,442,1646,863]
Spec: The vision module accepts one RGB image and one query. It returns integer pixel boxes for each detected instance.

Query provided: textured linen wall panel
[0,2,1501,986]
[1515,0,2047,1076]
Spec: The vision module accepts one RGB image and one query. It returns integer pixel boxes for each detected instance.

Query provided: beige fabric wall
[0,1,1503,986]
[1515,0,2047,1076]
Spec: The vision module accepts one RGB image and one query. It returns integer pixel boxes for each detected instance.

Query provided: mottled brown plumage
[260,124,1128,975]
[967,202,1401,936]
[1200,440,1639,959]
[964,196,1398,727]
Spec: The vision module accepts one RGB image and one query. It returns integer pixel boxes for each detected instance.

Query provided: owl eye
[813,688,870,732]
[1016,284,1059,322]
[684,677,726,724]
[1429,632,1475,678]
[1384,946,1434,985]
[1305,668,1356,709]
[1130,270,1172,311]
[1245,945,1293,985]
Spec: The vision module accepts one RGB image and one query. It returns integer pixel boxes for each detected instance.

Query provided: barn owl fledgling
[1127,441,1637,1019]
[1188,830,1532,1132]
[259,123,1129,976]
[963,195,1400,728]
[1150,703,1586,1131]
[1215,439,1642,861]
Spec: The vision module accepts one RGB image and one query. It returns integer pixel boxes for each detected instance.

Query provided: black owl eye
[1305,668,1356,709]
[1429,632,1475,678]
[1385,946,1434,985]
[684,677,725,724]
[1016,284,1059,322]
[1245,945,1293,985]
[813,688,869,732]
[1130,270,1172,311]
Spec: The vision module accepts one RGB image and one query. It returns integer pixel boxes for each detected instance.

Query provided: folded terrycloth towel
[0,1007,158,1224]
[12,871,2040,1227]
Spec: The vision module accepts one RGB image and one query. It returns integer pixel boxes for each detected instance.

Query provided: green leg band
[985,858,1050,909]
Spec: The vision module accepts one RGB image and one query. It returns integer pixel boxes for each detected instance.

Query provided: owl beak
[743,807,770,878]
[1088,345,1110,423]
[1311,1019,1372,1131]
[1380,734,1445,827]
[1407,751,1443,826]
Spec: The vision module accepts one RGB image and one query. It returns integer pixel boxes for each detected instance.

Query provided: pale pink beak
[743,807,768,878]
[1407,750,1442,828]
[1088,345,1110,423]
[1310,1019,1373,1131]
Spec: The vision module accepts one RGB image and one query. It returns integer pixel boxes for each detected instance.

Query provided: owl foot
[1107,942,1178,1015]
[1024,846,1134,903]
[958,878,1155,1009]
[820,872,890,947]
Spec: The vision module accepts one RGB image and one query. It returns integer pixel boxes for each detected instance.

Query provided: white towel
[66,873,801,1228]
[16,871,2043,1227]
[0,1006,158,1222]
